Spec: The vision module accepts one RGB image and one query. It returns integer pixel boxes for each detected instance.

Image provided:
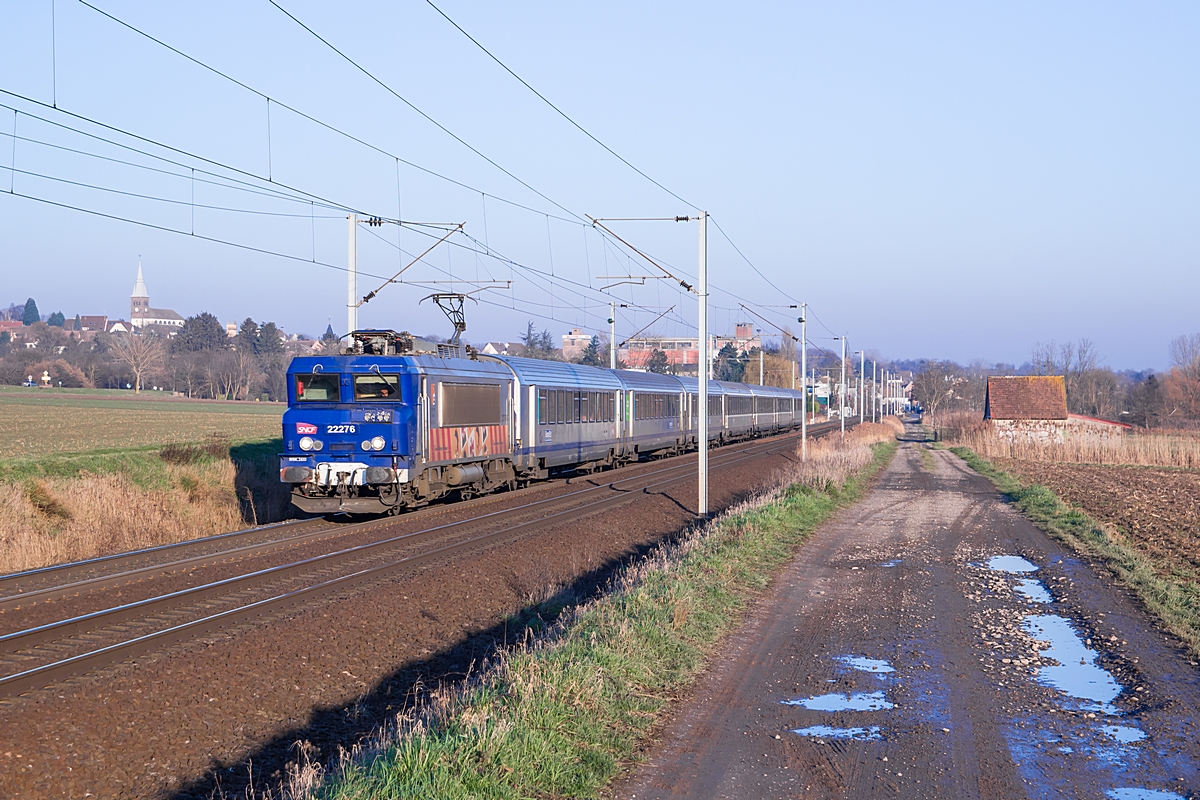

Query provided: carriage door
[419,376,429,460]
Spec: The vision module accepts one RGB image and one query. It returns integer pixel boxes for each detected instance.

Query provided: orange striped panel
[428,425,509,462]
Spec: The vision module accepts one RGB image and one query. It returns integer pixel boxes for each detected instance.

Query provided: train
[279,329,812,515]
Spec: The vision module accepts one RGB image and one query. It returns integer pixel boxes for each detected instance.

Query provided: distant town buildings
[481,341,525,356]
[618,322,763,372]
[129,263,185,331]
[560,328,593,361]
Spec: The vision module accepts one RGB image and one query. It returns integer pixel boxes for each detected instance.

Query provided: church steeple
[131,260,149,322]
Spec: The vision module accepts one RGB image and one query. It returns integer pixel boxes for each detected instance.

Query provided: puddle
[836,655,895,674]
[1105,791,1186,800]
[792,724,882,741]
[880,559,902,568]
[986,555,1039,573]
[782,690,894,711]
[1023,615,1122,710]
[1015,578,1053,604]
[1102,725,1147,744]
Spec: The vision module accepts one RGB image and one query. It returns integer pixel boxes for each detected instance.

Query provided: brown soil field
[992,457,1200,576]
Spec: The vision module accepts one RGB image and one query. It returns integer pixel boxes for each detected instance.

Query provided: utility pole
[609,301,617,370]
[759,346,764,386]
[697,212,709,517]
[872,360,877,423]
[860,349,866,425]
[839,336,846,439]
[347,213,358,335]
[589,213,704,514]
[800,303,807,462]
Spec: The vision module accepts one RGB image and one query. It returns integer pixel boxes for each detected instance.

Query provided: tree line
[0,310,301,400]
[909,336,1200,428]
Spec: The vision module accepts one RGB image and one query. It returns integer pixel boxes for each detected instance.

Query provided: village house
[984,375,1131,442]
[480,341,525,356]
[560,328,593,361]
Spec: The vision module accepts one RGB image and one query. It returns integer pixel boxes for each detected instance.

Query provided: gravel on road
[614,441,1200,799]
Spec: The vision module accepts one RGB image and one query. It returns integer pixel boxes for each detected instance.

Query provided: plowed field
[991,457,1200,575]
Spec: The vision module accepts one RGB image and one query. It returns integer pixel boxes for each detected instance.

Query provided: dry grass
[0,394,281,458]
[0,458,246,574]
[932,410,1200,470]
[791,421,899,491]
[0,393,290,573]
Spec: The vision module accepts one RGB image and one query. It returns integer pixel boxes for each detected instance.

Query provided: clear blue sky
[1,1,1197,370]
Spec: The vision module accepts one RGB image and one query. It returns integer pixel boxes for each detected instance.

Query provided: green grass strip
[0,438,280,489]
[950,446,1200,658]
[316,440,897,800]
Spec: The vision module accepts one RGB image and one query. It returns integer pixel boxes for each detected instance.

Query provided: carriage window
[538,389,548,424]
[709,394,722,417]
[574,391,583,423]
[354,374,401,401]
[548,389,558,424]
[555,390,565,424]
[440,383,503,426]
[295,373,340,402]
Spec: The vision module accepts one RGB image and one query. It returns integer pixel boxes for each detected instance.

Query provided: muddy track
[615,436,1200,800]
[0,423,834,800]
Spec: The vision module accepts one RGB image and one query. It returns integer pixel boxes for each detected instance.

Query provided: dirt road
[617,441,1200,799]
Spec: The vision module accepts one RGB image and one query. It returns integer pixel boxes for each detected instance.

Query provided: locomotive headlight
[312,439,324,451]
[361,440,372,451]
[299,436,314,451]
[371,436,386,451]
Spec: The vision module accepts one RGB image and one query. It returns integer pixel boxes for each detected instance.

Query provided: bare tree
[911,360,956,419]
[172,351,206,398]
[1169,334,1200,381]
[1030,338,1107,415]
[1165,333,1200,419]
[232,348,261,400]
[110,334,165,393]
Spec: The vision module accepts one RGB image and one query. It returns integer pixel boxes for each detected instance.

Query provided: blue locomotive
[280,329,809,515]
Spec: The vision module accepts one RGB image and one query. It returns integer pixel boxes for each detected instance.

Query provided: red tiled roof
[985,376,1067,420]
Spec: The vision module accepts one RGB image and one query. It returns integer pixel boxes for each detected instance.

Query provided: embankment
[270,423,899,800]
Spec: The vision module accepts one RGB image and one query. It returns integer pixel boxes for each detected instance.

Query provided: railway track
[0,422,842,698]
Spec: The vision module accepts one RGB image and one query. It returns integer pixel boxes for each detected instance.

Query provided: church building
[130,263,185,330]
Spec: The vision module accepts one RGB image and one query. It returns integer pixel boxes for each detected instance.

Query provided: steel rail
[0,428,819,648]
[0,519,313,593]
[0,426,832,697]
[0,420,840,610]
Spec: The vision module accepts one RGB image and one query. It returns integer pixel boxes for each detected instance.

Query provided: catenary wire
[74,0,583,227]
[7,165,347,219]
[422,0,698,212]
[7,35,843,343]
[267,0,587,226]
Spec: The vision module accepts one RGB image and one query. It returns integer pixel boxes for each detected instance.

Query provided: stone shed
[984,375,1130,442]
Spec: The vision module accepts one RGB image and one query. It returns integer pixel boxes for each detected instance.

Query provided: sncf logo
[295,422,318,435]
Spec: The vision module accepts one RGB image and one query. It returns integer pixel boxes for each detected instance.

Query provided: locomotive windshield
[295,373,340,402]
[354,374,401,401]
